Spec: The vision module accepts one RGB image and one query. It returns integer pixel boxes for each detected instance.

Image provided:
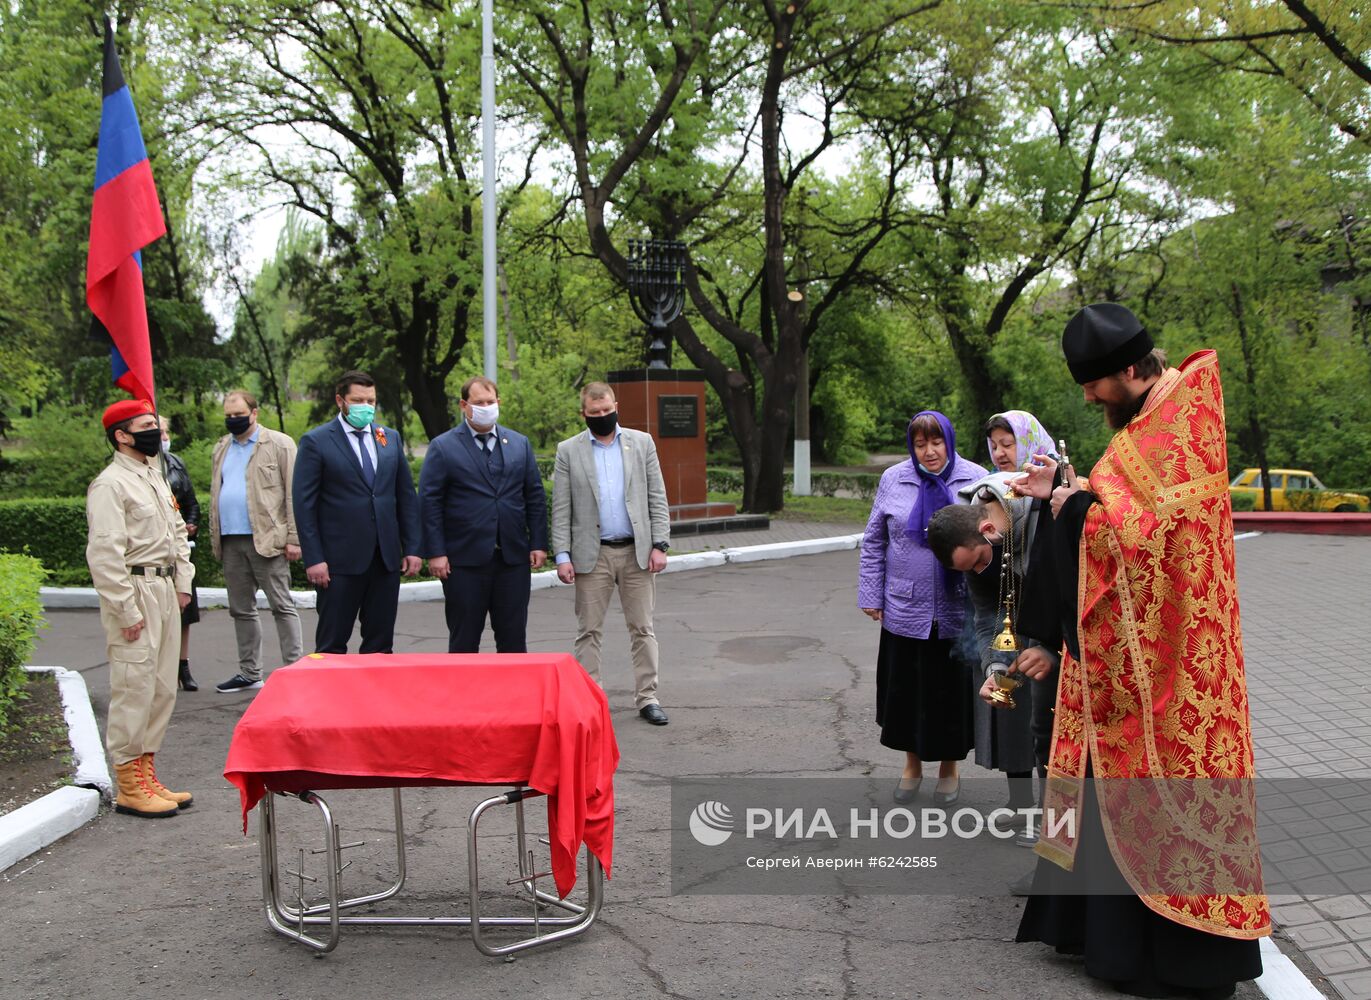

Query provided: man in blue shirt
[209,390,303,692]
[551,382,671,725]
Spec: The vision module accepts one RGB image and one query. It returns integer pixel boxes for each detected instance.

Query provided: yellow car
[1228,469,1370,512]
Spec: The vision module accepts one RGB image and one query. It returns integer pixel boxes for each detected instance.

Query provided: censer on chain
[986,493,1022,709]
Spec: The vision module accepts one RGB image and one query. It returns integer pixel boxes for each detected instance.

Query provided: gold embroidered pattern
[1037,350,1270,940]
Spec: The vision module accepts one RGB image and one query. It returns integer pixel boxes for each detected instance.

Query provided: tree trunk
[942,303,1005,418]
[399,302,455,442]
[1230,283,1273,510]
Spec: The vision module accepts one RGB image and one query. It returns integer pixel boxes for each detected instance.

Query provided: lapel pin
[501,437,508,445]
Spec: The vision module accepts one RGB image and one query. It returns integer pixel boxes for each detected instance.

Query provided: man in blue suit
[419,375,548,653]
[293,370,422,654]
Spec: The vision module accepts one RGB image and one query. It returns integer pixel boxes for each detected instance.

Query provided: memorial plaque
[657,394,699,438]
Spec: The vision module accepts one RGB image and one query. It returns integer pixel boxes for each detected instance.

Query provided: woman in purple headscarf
[858,411,986,806]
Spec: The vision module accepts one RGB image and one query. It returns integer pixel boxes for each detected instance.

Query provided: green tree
[0,1,218,424]
[505,1,951,511]
[1096,0,1371,142]
[184,0,530,439]
[1146,74,1371,494]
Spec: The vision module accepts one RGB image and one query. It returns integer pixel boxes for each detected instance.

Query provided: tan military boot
[140,753,193,809]
[113,759,178,818]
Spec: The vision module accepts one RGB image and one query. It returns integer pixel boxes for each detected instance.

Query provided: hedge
[0,498,89,586]
[0,483,559,591]
[0,553,47,731]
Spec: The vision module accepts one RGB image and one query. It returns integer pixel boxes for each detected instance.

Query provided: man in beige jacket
[86,398,195,818]
[209,389,303,692]
[552,382,671,724]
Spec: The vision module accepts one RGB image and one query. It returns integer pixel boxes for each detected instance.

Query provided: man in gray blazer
[552,382,671,724]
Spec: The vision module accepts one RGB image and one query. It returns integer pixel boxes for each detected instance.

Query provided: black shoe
[639,704,669,726]
[177,660,198,692]
[893,777,922,805]
[932,779,960,806]
[216,673,264,693]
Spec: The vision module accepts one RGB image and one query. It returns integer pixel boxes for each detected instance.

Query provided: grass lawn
[709,492,871,523]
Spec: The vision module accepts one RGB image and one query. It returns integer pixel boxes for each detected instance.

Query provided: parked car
[1228,469,1370,512]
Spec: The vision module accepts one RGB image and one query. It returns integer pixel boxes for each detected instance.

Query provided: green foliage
[0,553,46,731]
[1,0,1368,531]
[0,498,89,586]
[1229,492,1256,512]
[1,407,115,499]
[0,493,227,589]
[707,467,880,504]
[453,343,590,452]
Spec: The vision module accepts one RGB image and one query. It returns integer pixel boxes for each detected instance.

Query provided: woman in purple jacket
[859,411,986,806]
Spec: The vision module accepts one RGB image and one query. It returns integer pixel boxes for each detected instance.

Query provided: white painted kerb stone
[0,786,100,874]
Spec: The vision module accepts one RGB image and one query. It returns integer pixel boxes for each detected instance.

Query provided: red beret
[101,398,155,429]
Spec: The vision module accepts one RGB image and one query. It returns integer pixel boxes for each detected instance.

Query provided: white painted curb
[40,535,867,608]
[0,786,100,874]
[1,667,110,874]
[1255,935,1323,1000]
[661,551,728,574]
[39,667,111,799]
[39,587,101,608]
[722,533,864,563]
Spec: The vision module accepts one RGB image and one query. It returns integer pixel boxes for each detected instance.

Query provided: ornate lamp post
[627,239,686,369]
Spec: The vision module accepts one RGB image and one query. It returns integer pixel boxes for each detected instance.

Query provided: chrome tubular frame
[258,786,603,957]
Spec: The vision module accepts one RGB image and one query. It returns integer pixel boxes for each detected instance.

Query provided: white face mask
[467,402,499,427]
[160,438,171,454]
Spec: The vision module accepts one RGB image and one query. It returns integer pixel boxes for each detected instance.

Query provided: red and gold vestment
[1037,350,1270,939]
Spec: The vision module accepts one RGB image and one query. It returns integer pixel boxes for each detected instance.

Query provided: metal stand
[259,786,604,956]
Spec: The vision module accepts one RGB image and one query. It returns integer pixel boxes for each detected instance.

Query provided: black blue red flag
[86,18,165,404]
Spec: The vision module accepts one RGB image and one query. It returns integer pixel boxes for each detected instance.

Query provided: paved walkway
[1,531,1365,999]
[667,518,864,553]
[1240,535,1371,1000]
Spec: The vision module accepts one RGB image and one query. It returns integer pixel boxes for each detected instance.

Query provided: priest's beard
[1099,384,1147,429]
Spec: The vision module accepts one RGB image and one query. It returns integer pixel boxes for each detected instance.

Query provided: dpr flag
[86,17,165,404]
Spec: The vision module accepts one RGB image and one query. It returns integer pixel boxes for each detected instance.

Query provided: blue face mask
[343,403,375,429]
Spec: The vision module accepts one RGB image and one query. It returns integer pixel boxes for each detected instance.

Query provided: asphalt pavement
[4,534,1366,1000]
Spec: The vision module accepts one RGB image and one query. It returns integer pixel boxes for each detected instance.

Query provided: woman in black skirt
[857,411,986,805]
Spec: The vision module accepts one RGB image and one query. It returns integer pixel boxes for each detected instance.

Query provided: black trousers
[442,555,530,653]
[313,548,401,654]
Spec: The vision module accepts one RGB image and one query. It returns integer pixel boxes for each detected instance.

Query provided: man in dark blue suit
[293,370,422,654]
[419,375,548,653]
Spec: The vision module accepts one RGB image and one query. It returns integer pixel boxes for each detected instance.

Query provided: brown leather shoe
[113,759,178,818]
[140,754,193,809]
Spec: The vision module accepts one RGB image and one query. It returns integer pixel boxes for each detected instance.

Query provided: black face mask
[126,428,164,457]
[585,411,618,437]
[226,415,252,436]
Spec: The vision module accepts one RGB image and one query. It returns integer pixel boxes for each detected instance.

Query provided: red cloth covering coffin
[223,653,619,898]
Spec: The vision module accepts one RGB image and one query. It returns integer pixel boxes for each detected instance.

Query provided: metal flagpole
[481,0,498,383]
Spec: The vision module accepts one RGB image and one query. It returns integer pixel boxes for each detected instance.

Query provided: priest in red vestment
[1007,303,1268,999]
